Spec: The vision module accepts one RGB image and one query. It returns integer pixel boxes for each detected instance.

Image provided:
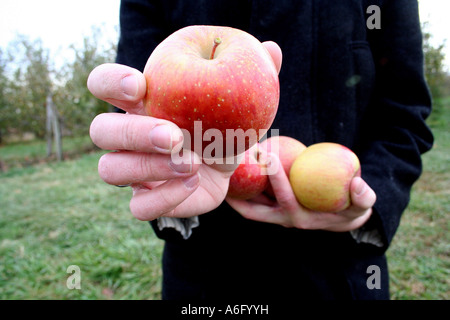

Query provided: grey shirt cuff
[157,216,384,247]
[157,216,200,240]
[350,227,384,247]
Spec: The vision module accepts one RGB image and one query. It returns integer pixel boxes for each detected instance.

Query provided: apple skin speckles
[143,25,280,157]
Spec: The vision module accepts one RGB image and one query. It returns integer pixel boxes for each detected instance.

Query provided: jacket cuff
[156,216,200,240]
[349,208,385,248]
[349,227,383,247]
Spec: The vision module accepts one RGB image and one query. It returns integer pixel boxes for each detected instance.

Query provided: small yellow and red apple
[226,143,269,200]
[289,142,361,212]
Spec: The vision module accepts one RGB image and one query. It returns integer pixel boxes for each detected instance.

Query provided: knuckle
[276,191,297,210]
[129,183,179,221]
[137,153,154,180]
[156,187,177,212]
[121,116,141,150]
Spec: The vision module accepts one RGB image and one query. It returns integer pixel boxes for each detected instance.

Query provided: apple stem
[210,37,222,60]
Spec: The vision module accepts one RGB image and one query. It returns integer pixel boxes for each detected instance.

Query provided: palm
[169,164,232,217]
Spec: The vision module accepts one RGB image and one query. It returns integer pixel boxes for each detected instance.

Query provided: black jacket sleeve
[116,0,167,71]
[357,0,433,248]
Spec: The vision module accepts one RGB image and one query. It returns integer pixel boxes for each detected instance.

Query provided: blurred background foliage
[0,26,116,144]
[0,23,448,146]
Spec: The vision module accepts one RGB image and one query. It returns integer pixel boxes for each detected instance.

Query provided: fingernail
[115,183,132,188]
[150,125,173,152]
[121,75,139,97]
[259,152,271,167]
[169,158,193,173]
[265,153,280,176]
[182,173,199,189]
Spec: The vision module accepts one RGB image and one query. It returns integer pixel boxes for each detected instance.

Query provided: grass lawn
[0,99,448,299]
[386,98,450,300]
[0,140,164,299]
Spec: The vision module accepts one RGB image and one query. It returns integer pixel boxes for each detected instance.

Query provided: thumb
[350,176,377,210]
[262,41,282,74]
[87,63,147,115]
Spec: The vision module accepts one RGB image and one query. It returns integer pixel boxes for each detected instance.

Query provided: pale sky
[419,0,450,70]
[0,0,449,70]
[0,0,121,68]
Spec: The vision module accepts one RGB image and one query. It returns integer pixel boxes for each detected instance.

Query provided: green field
[0,141,164,299]
[0,101,449,300]
[387,98,450,300]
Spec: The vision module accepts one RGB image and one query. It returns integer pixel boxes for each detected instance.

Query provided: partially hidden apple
[143,25,280,159]
[259,135,306,198]
[289,142,361,212]
[227,143,269,200]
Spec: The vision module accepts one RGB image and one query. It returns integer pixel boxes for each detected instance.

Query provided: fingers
[98,150,201,186]
[266,153,300,213]
[130,173,200,221]
[227,152,303,227]
[87,63,147,115]
[262,41,282,74]
[226,196,288,226]
[90,113,184,154]
[98,148,201,221]
[234,154,376,231]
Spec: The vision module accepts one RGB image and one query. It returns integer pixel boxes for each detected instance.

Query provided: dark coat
[116,0,433,300]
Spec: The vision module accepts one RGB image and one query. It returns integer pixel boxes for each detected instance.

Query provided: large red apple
[143,25,280,160]
[259,136,306,197]
[289,142,361,212]
[227,143,269,200]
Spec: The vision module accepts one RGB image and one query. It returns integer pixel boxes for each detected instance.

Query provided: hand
[87,64,232,220]
[87,41,283,221]
[226,153,377,232]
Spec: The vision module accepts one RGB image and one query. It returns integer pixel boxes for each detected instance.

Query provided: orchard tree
[55,27,116,136]
[0,26,118,142]
[5,36,53,139]
[422,23,447,110]
[0,48,10,143]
